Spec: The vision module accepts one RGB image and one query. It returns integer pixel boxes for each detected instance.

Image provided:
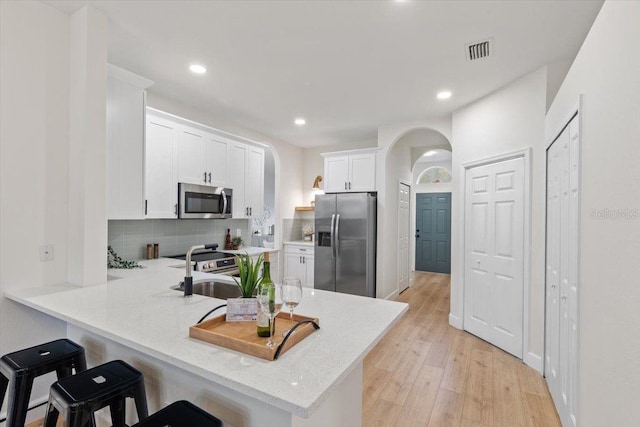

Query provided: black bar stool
[132,400,223,427]
[43,359,148,427]
[0,338,87,427]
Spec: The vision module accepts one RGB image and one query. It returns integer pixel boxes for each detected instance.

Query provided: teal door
[415,193,451,273]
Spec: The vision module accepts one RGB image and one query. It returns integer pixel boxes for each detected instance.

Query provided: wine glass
[281,277,303,324]
[257,283,283,348]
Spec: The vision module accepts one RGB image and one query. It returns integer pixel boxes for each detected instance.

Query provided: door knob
[415,234,420,239]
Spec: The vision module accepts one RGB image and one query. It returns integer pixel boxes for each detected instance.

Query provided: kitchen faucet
[183,243,218,297]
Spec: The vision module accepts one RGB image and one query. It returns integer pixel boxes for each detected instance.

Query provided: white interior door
[545,115,579,427]
[398,182,410,293]
[464,157,524,358]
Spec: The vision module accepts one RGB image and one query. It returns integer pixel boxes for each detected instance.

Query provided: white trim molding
[449,313,463,329]
[524,351,544,374]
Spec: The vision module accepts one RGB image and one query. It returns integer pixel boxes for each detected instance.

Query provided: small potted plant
[231,236,244,250]
[233,253,263,298]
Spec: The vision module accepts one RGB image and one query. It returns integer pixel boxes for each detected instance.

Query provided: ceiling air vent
[466,39,492,61]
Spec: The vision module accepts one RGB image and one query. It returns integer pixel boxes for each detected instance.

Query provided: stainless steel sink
[171,281,241,300]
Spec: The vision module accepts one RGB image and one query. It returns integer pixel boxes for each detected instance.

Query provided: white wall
[451,68,548,370]
[0,0,70,418]
[545,1,640,424]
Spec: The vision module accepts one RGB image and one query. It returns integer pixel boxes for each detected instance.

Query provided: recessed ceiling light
[423,150,437,157]
[294,118,306,126]
[189,64,207,74]
[437,91,452,100]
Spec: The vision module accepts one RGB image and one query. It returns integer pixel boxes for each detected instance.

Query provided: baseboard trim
[384,289,399,301]
[524,351,544,374]
[448,313,462,329]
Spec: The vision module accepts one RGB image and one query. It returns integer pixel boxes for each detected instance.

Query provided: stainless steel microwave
[178,183,232,219]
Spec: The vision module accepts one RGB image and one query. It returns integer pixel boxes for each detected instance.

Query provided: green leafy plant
[233,253,263,298]
[107,246,142,269]
[231,236,244,247]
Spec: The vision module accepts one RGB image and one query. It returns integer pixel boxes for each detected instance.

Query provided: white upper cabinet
[322,148,377,193]
[144,108,263,219]
[177,127,206,185]
[246,146,265,218]
[106,65,153,219]
[228,142,264,219]
[145,113,177,218]
[203,136,228,187]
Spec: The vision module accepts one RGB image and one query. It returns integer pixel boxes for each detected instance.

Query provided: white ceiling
[46,0,603,148]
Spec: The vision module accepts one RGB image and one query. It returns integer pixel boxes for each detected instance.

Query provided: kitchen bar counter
[6,258,406,426]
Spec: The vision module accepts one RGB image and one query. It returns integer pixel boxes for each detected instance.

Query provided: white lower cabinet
[284,244,314,288]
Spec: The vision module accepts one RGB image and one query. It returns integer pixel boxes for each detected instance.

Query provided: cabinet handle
[302,256,305,264]
[349,182,352,190]
[174,203,178,216]
[299,256,302,264]
[249,207,252,216]
[245,207,248,216]
[145,199,148,215]
[204,172,207,183]
[345,182,347,190]
[208,172,212,183]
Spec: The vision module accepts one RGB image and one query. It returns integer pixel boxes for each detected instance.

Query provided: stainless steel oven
[178,183,232,219]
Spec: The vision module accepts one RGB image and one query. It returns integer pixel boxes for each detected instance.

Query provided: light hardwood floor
[363,272,561,427]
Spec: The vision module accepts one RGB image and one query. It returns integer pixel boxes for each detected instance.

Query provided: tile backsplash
[108,219,251,260]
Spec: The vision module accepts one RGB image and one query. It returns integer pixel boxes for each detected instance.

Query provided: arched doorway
[380,128,453,297]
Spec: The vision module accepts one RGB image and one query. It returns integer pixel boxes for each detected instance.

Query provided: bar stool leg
[43,401,60,427]
[132,381,149,422]
[56,366,73,379]
[66,409,85,427]
[6,374,34,427]
[0,372,8,410]
[73,353,87,372]
[109,397,127,427]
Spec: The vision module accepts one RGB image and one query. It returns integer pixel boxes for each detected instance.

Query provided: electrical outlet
[236,229,242,237]
[39,244,54,261]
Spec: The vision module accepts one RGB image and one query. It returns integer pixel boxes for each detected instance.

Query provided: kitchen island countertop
[5,258,406,422]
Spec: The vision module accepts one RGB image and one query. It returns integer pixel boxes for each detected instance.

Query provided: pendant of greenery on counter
[107,246,142,269]
[233,253,263,298]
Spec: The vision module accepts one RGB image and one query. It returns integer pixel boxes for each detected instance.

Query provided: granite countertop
[5,260,407,418]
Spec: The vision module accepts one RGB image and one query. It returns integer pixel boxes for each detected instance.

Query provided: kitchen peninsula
[6,258,407,427]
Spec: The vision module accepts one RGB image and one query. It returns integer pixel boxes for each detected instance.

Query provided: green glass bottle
[257,253,273,337]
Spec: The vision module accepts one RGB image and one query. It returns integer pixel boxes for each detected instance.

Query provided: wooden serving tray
[189,312,320,361]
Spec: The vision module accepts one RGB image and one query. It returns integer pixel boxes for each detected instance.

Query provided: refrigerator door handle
[335,214,341,257]
[330,214,336,260]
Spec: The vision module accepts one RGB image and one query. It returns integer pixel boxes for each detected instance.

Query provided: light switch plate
[236,229,242,237]
[39,244,54,261]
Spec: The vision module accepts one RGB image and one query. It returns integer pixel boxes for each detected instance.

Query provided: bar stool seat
[132,400,223,427]
[43,360,148,427]
[0,338,86,427]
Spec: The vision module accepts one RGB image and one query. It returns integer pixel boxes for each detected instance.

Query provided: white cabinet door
[145,115,177,218]
[324,156,349,192]
[177,127,206,185]
[246,146,264,218]
[284,253,305,284]
[106,74,146,219]
[349,153,376,192]
[303,256,314,288]
[203,136,228,187]
[464,157,524,358]
[229,142,248,218]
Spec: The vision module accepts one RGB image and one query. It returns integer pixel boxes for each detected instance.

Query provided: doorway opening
[412,149,452,275]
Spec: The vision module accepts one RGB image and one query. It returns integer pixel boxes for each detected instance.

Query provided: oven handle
[221,190,228,215]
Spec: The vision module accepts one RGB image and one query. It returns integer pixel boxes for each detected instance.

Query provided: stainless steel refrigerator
[314,192,377,298]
